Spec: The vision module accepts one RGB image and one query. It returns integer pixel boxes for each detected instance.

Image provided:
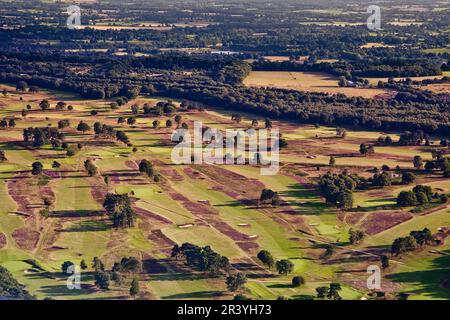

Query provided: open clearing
[243,71,390,98]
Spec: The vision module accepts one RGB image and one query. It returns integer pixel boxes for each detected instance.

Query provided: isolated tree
[130,278,140,298]
[8,118,16,128]
[39,99,50,111]
[349,229,365,245]
[413,156,423,169]
[31,161,43,175]
[275,259,294,275]
[264,119,272,129]
[251,119,259,127]
[77,121,91,133]
[329,156,336,167]
[139,159,154,178]
[174,115,182,127]
[84,159,98,177]
[152,120,160,129]
[127,117,136,126]
[52,161,61,169]
[257,250,274,269]
[165,119,173,128]
[323,245,335,258]
[380,255,389,269]
[92,257,105,271]
[292,276,305,287]
[226,273,247,292]
[55,101,66,110]
[0,151,7,161]
[80,259,88,270]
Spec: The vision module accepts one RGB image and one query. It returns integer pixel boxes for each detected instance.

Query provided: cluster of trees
[391,228,433,256]
[256,250,294,275]
[0,118,16,129]
[315,283,342,300]
[397,185,447,207]
[0,265,36,300]
[23,127,64,148]
[171,243,230,275]
[102,193,136,228]
[318,172,362,209]
[138,159,159,182]
[112,257,142,274]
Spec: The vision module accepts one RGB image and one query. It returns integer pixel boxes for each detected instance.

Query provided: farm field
[243,71,390,98]
[0,83,448,300]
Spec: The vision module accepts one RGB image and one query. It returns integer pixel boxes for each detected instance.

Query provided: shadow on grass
[162,290,224,299]
[62,220,110,232]
[385,250,450,299]
[51,210,104,218]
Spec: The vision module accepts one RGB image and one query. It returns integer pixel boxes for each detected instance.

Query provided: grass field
[243,71,390,98]
[0,83,448,300]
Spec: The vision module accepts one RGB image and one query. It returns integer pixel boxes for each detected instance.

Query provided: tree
[127,117,136,125]
[416,191,429,205]
[257,250,274,269]
[226,273,247,292]
[391,236,417,256]
[402,172,416,185]
[380,255,389,269]
[131,104,139,114]
[80,259,87,270]
[77,121,91,133]
[329,156,336,167]
[8,119,16,128]
[413,156,423,169]
[174,115,182,127]
[336,191,353,209]
[292,276,305,287]
[327,283,342,300]
[103,193,135,228]
[16,81,28,92]
[166,119,173,128]
[397,191,418,207]
[39,100,50,111]
[84,159,98,177]
[0,150,7,161]
[92,257,105,271]
[264,119,272,129]
[61,261,74,273]
[323,245,335,258]
[139,159,154,178]
[315,286,327,299]
[130,278,140,298]
[349,229,365,245]
[31,161,43,175]
[152,120,160,128]
[94,271,110,290]
[275,259,294,275]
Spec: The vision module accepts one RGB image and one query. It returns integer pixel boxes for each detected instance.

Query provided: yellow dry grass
[243,71,389,98]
